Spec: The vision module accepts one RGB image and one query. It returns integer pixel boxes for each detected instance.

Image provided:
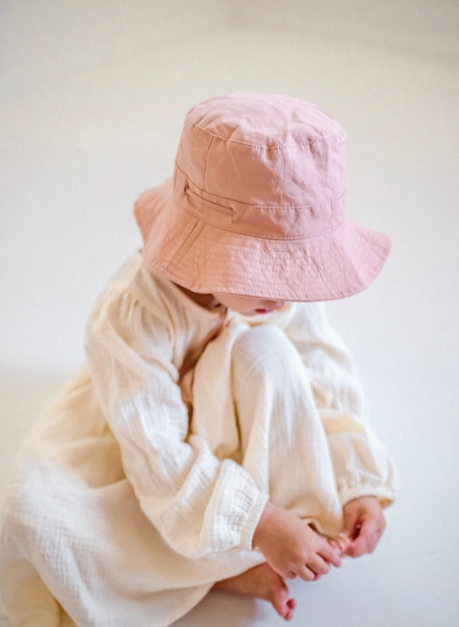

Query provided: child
[0,92,397,626]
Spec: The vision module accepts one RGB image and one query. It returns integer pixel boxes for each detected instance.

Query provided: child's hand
[252,502,342,581]
[341,496,386,558]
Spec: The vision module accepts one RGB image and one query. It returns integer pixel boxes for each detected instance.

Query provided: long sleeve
[84,282,267,559]
[283,302,398,508]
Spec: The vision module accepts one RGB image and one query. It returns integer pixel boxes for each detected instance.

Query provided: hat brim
[137,178,390,302]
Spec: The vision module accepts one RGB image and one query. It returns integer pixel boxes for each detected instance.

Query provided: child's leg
[193,323,343,536]
[233,324,342,531]
[193,323,344,618]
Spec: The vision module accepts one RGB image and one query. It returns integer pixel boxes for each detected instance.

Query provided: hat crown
[175,92,347,210]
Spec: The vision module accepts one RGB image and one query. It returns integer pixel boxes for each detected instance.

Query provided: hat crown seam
[187,118,346,150]
[201,134,213,190]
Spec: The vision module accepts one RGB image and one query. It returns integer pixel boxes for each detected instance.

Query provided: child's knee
[232,324,301,379]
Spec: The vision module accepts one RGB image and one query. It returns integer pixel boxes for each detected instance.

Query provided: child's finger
[350,522,362,540]
[342,513,361,537]
[345,535,369,558]
[345,520,379,557]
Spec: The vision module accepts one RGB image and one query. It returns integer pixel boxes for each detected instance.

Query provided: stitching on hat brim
[155,218,390,302]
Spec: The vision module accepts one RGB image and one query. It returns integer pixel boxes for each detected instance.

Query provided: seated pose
[0,92,397,626]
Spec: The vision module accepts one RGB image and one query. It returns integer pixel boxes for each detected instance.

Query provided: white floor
[1,11,459,627]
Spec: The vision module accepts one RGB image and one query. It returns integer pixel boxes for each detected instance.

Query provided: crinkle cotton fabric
[0,252,397,627]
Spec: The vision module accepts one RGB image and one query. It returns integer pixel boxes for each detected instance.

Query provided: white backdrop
[1,3,459,625]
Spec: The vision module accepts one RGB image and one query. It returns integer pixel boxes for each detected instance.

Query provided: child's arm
[252,502,342,580]
[84,286,267,560]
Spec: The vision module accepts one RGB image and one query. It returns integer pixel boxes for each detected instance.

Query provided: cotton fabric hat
[134,92,390,301]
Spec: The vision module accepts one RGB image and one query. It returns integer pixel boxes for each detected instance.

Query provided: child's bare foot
[329,533,351,555]
[329,527,362,556]
[213,562,297,621]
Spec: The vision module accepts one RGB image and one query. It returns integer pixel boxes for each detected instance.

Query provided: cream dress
[0,251,397,627]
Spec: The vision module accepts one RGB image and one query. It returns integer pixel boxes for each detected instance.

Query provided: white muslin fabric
[0,251,397,627]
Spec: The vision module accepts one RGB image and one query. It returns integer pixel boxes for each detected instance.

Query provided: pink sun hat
[134,92,390,301]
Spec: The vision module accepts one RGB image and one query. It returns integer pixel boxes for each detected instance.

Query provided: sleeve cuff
[339,485,396,509]
[239,491,270,551]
